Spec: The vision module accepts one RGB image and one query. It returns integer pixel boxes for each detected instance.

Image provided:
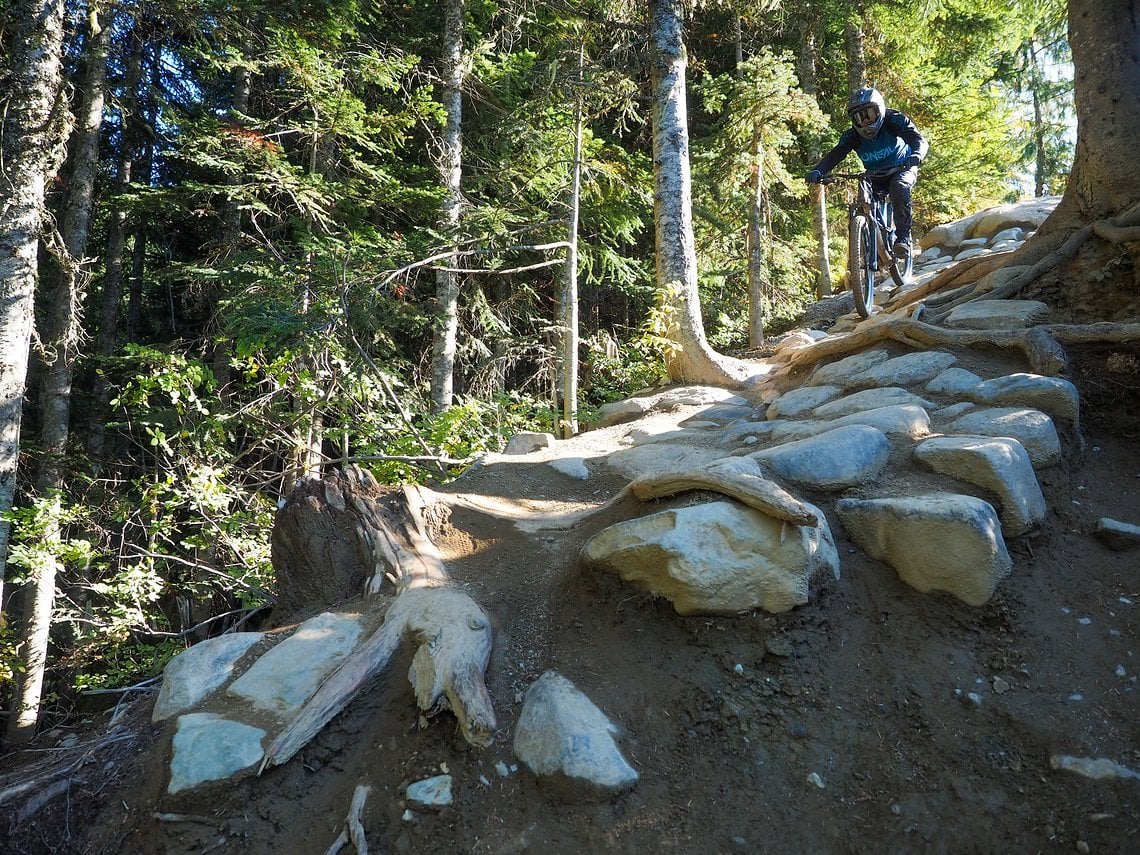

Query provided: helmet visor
[851,104,881,129]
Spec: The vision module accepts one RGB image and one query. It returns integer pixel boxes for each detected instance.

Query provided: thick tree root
[782,317,1140,376]
[261,584,496,772]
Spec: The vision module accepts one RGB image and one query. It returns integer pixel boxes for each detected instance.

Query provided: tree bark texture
[430,0,466,411]
[649,0,749,387]
[747,128,767,347]
[0,0,70,743]
[844,5,867,92]
[560,79,583,438]
[1033,0,1140,264]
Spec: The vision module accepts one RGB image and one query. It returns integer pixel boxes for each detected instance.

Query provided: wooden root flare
[260,475,497,773]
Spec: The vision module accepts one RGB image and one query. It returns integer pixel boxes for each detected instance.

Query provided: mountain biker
[806,87,928,258]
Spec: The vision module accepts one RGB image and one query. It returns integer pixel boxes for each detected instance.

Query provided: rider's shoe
[892,238,912,258]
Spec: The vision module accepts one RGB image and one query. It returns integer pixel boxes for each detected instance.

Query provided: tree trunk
[560,52,584,439]
[746,128,767,348]
[648,0,751,387]
[844,4,867,92]
[1043,0,1140,231]
[87,26,144,466]
[796,22,832,297]
[430,0,466,412]
[14,1,111,748]
[0,0,70,744]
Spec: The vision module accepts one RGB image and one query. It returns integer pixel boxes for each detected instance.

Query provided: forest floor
[2,296,1139,854]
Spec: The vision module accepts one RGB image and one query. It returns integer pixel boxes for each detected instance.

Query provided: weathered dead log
[261,585,495,772]
[628,467,819,526]
[782,317,1140,375]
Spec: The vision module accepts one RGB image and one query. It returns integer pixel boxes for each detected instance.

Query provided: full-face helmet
[848,87,886,140]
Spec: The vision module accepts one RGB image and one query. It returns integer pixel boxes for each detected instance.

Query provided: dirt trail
[3,341,1139,855]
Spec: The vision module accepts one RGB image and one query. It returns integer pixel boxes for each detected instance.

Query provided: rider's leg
[889,167,918,254]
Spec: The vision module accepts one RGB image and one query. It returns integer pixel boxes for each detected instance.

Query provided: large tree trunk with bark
[1,0,70,745]
[648,0,752,387]
[1043,0,1140,234]
[430,0,466,411]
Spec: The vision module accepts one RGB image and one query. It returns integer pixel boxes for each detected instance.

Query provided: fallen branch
[325,785,371,855]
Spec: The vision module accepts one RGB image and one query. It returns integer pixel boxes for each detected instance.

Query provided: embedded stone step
[942,407,1062,468]
[835,493,1012,606]
[749,424,892,491]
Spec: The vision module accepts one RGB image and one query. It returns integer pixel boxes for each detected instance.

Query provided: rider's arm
[812,129,859,176]
[890,112,928,164]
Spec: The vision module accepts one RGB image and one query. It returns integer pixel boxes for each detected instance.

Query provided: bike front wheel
[848,213,875,318]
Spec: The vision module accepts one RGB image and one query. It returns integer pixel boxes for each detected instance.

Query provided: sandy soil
[2,339,1138,855]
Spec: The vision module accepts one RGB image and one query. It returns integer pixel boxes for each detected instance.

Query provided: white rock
[847,351,958,390]
[513,671,638,793]
[953,247,990,261]
[168,713,266,794]
[913,436,1046,536]
[548,457,590,480]
[605,442,727,481]
[943,299,1049,330]
[227,612,364,714]
[927,368,983,397]
[1094,517,1140,550]
[595,398,653,427]
[766,385,842,420]
[406,774,453,808]
[968,197,1059,240]
[750,424,892,491]
[580,499,838,615]
[944,407,1062,468]
[504,432,556,454]
[807,350,890,387]
[959,237,990,248]
[835,493,1012,606]
[769,405,931,443]
[153,633,264,722]
[1050,755,1140,782]
[968,373,1080,423]
[812,387,933,419]
[990,227,1025,244]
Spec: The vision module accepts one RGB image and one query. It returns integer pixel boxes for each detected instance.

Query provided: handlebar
[820,166,903,185]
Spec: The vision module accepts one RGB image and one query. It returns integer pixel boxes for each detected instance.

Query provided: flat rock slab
[807,350,889,387]
[943,299,1049,330]
[505,432,556,454]
[770,405,931,443]
[407,774,454,807]
[767,385,842,420]
[927,368,984,397]
[968,373,1080,423]
[168,713,266,794]
[153,632,264,722]
[836,493,1012,606]
[227,612,364,715]
[513,671,638,795]
[812,387,933,419]
[751,424,892,491]
[1094,518,1140,550]
[944,407,1062,468]
[580,499,838,615]
[847,351,958,390]
[913,435,1046,537]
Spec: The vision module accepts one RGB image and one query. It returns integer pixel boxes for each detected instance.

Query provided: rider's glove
[903,155,922,169]
[806,169,822,184]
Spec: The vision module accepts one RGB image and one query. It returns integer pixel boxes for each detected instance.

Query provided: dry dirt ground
[2,344,1139,854]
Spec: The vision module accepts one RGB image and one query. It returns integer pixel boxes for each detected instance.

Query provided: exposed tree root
[782,317,1140,376]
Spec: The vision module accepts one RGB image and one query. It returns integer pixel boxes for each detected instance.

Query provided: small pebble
[1076,841,1090,854]
[1069,693,1084,702]
[1116,665,1127,678]
[993,677,1010,694]
[1120,597,1133,605]
[734,663,744,675]
[807,772,825,789]
[1078,617,1092,626]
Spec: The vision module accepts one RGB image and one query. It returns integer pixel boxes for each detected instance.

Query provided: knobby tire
[848,213,874,318]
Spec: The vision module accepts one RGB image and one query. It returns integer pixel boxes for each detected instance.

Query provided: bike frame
[828,170,900,270]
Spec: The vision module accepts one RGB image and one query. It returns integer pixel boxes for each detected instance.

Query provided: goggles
[851,104,881,129]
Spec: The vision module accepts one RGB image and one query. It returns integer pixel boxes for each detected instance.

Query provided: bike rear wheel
[848,213,875,318]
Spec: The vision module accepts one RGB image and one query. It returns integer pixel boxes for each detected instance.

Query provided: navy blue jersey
[815,109,928,174]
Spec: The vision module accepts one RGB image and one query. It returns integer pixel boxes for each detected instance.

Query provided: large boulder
[153,633,264,722]
[943,407,1062,468]
[912,435,1046,536]
[580,499,838,615]
[835,494,1012,605]
[750,424,892,490]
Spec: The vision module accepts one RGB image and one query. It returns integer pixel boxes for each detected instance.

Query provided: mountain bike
[821,168,914,318]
